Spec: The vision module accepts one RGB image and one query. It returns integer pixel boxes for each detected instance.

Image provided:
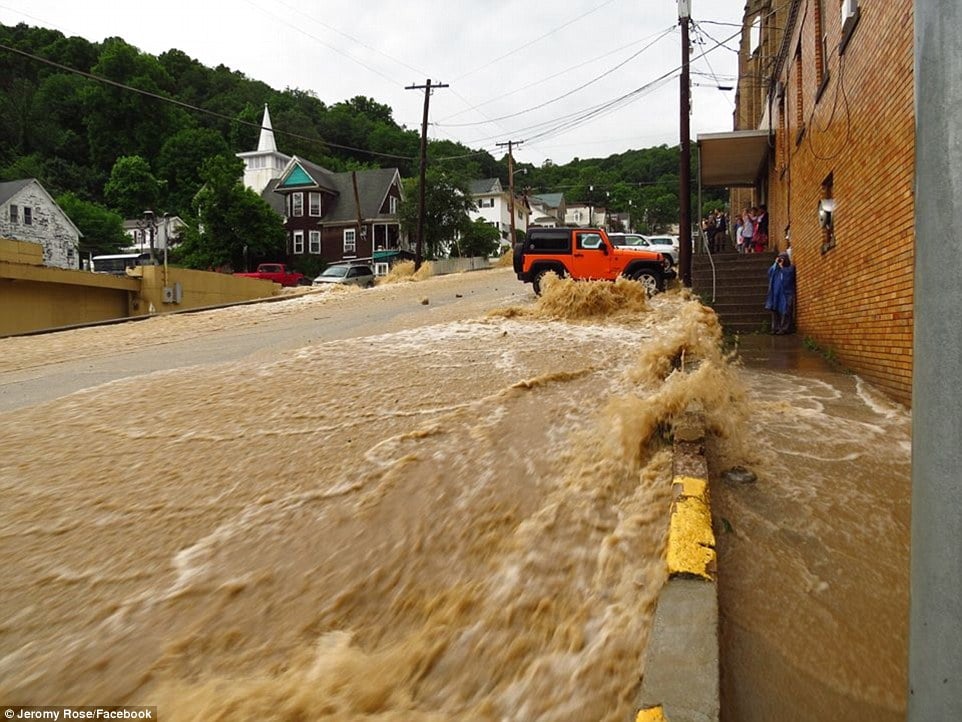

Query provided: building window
[389,196,398,214]
[293,230,304,254]
[750,15,762,55]
[374,262,389,277]
[23,207,32,225]
[794,47,805,144]
[343,228,356,254]
[309,192,321,217]
[9,204,18,223]
[814,0,830,99]
[309,230,321,254]
[291,193,304,217]
[820,173,836,254]
[840,0,860,54]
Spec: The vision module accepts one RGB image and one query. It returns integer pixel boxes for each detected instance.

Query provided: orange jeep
[513,227,674,295]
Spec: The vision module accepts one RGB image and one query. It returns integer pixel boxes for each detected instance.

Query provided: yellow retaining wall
[1,238,281,336]
[131,265,279,314]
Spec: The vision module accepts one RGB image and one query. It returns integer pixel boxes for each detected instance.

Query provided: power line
[0,41,418,162]
[237,0,406,90]
[435,26,675,129]
[436,25,678,124]
[490,27,742,152]
[452,0,619,82]
[269,0,429,78]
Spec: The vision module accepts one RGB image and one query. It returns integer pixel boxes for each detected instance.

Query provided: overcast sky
[0,0,748,167]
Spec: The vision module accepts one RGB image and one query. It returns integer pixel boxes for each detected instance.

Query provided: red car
[234,263,306,287]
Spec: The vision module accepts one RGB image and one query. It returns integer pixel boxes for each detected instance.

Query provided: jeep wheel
[532,268,563,296]
[630,269,660,296]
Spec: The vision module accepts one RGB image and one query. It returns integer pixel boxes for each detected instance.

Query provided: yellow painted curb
[636,705,668,721]
[666,475,716,580]
[673,474,708,500]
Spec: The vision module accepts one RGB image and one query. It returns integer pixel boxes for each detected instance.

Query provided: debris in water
[420,297,429,305]
[722,466,757,485]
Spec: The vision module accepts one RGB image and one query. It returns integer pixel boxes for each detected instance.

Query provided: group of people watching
[700,205,770,254]
[733,205,769,254]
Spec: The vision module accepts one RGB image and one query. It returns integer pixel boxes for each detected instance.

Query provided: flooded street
[0,267,911,720]
[0,269,731,720]
[713,338,912,721]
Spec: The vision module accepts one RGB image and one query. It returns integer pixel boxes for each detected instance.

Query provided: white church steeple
[237,104,291,195]
[257,104,278,153]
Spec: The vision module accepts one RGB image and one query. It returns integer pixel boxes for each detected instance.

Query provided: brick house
[0,179,81,269]
[700,0,915,404]
[262,158,403,266]
[238,105,403,268]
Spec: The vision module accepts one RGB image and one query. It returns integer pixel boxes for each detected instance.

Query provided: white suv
[607,233,680,267]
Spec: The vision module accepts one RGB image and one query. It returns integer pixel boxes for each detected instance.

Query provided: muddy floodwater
[714,339,912,721]
[0,271,739,721]
[0,268,911,720]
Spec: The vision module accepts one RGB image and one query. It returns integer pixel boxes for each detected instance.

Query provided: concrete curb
[635,407,719,721]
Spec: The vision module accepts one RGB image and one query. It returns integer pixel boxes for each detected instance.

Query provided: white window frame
[291,192,304,217]
[309,230,321,254]
[343,228,356,254]
[389,196,398,214]
[309,192,321,217]
[293,230,304,254]
[374,262,390,277]
[9,204,18,223]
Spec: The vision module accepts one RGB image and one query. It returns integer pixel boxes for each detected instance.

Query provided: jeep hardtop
[513,227,674,295]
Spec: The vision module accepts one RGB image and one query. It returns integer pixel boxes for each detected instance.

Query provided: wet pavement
[713,332,911,721]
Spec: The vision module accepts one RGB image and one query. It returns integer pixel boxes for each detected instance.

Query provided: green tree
[454,217,501,258]
[104,155,163,218]
[56,192,128,255]
[175,155,284,270]
[397,169,476,259]
[156,127,229,216]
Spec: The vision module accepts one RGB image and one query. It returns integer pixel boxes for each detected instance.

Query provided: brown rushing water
[0,274,737,721]
[712,341,912,721]
[0,269,910,720]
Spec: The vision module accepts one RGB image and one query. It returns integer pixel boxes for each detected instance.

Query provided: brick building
[701,0,915,404]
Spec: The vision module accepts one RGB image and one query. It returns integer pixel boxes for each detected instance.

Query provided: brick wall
[765,0,915,404]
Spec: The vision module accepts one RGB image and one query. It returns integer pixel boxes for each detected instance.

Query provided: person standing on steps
[765,252,797,334]
[754,204,769,253]
[740,207,755,253]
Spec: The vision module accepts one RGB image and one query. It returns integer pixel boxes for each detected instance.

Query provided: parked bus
[91,253,153,275]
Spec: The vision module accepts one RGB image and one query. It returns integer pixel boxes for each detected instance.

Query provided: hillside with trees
[0,21,720,260]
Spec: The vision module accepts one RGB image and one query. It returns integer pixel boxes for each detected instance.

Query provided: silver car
[312,264,376,288]
[608,233,679,267]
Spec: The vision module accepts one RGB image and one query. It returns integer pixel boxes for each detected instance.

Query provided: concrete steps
[692,251,776,334]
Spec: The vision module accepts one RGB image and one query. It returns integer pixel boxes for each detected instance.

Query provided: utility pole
[497,140,523,249]
[678,0,692,286]
[909,1,962,718]
[405,79,449,270]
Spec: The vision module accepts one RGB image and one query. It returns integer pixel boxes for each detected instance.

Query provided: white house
[529,193,566,227]
[121,215,187,252]
[468,178,530,248]
[0,179,81,269]
[565,203,610,229]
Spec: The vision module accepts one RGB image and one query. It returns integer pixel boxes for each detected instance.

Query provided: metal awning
[697,129,771,188]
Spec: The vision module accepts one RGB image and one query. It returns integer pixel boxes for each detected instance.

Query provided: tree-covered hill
[0,21,718,235]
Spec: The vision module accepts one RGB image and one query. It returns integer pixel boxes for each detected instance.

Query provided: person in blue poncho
[765,252,797,334]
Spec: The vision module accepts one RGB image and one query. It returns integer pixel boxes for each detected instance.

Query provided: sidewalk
[713,332,911,721]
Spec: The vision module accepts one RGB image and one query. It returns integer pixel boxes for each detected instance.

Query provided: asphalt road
[0,266,529,412]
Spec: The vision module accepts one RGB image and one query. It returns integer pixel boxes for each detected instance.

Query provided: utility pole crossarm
[406,79,450,271]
